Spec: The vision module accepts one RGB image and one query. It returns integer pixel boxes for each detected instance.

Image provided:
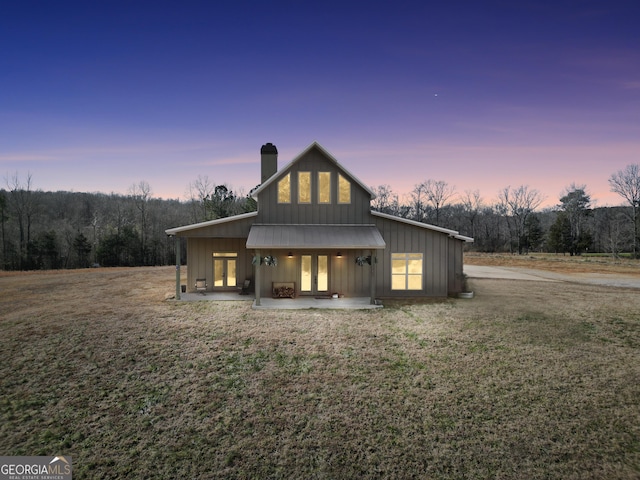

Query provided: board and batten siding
[185,236,253,293]
[253,249,371,298]
[256,148,371,225]
[448,237,465,294]
[372,215,450,297]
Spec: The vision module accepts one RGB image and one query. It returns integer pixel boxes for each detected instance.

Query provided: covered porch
[246,224,386,307]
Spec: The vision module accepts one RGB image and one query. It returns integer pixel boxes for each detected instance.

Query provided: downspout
[175,236,181,300]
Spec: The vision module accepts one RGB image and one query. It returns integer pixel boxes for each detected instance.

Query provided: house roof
[246,224,386,249]
[165,211,258,235]
[371,211,474,242]
[251,141,376,200]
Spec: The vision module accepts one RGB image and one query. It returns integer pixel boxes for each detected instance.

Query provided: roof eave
[165,211,258,236]
[454,234,475,243]
[371,210,460,236]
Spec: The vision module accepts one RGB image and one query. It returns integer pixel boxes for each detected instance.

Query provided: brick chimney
[260,143,278,183]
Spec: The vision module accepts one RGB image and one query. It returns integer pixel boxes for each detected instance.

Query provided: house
[165,142,473,305]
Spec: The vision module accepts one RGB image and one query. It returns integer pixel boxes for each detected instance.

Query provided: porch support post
[254,250,261,306]
[175,236,181,300]
[369,249,377,305]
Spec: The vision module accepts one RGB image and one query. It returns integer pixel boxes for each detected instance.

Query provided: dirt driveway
[465,265,640,289]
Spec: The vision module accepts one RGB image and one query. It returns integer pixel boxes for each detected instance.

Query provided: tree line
[0,174,256,270]
[1,165,639,270]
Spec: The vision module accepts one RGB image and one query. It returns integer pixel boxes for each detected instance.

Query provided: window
[298,172,311,203]
[318,172,331,203]
[391,253,423,290]
[278,173,291,203]
[338,174,351,204]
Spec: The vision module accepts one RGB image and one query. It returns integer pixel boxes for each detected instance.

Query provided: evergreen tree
[558,185,593,255]
[73,232,93,268]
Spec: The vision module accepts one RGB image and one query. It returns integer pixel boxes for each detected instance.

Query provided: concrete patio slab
[253,297,382,310]
[175,292,382,309]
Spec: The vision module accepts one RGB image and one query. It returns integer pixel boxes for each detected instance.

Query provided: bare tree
[609,164,640,257]
[498,185,545,254]
[371,184,401,215]
[461,189,483,238]
[408,182,428,223]
[5,172,38,268]
[129,181,152,263]
[594,207,627,258]
[423,179,457,226]
[186,175,216,223]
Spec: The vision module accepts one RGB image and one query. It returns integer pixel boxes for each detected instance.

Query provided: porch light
[288,252,293,258]
[336,252,342,258]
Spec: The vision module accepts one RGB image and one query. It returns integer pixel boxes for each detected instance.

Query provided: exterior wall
[252,248,371,298]
[179,215,255,293]
[373,215,450,297]
[185,237,252,293]
[448,237,465,294]
[170,144,473,300]
[256,146,371,225]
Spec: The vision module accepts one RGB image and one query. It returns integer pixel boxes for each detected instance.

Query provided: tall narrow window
[278,173,291,203]
[298,171,311,203]
[338,174,351,204]
[318,172,331,204]
[301,255,312,292]
[391,253,423,290]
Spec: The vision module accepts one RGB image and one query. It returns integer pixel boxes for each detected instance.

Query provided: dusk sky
[2,1,639,208]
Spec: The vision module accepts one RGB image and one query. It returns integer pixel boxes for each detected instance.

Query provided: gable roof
[251,141,376,200]
[371,211,474,242]
[165,211,257,235]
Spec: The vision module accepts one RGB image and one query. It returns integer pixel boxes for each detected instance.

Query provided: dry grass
[1,264,639,479]
[465,252,640,275]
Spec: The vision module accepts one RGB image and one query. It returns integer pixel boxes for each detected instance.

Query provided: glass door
[213,253,237,288]
[300,254,328,295]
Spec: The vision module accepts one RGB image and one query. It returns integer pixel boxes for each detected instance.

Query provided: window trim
[338,173,351,204]
[318,171,331,204]
[298,171,311,204]
[277,173,291,204]
[391,252,423,290]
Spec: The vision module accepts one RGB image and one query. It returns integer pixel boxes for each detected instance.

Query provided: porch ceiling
[246,224,386,249]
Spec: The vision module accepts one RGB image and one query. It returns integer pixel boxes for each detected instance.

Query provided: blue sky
[1,1,639,207]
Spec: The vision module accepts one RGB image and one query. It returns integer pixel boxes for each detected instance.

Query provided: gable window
[318,172,331,204]
[338,174,351,204]
[278,173,291,203]
[391,253,423,290]
[298,172,311,203]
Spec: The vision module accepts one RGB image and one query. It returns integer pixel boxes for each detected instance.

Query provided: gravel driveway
[465,265,640,289]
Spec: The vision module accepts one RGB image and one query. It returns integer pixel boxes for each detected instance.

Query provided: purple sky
[1,1,639,208]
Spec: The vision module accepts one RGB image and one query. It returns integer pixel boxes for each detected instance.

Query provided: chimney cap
[260,142,278,154]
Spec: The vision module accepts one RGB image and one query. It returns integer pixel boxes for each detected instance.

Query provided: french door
[300,254,329,295]
[213,253,237,288]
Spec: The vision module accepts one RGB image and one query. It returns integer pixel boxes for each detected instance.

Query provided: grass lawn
[1,264,639,479]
